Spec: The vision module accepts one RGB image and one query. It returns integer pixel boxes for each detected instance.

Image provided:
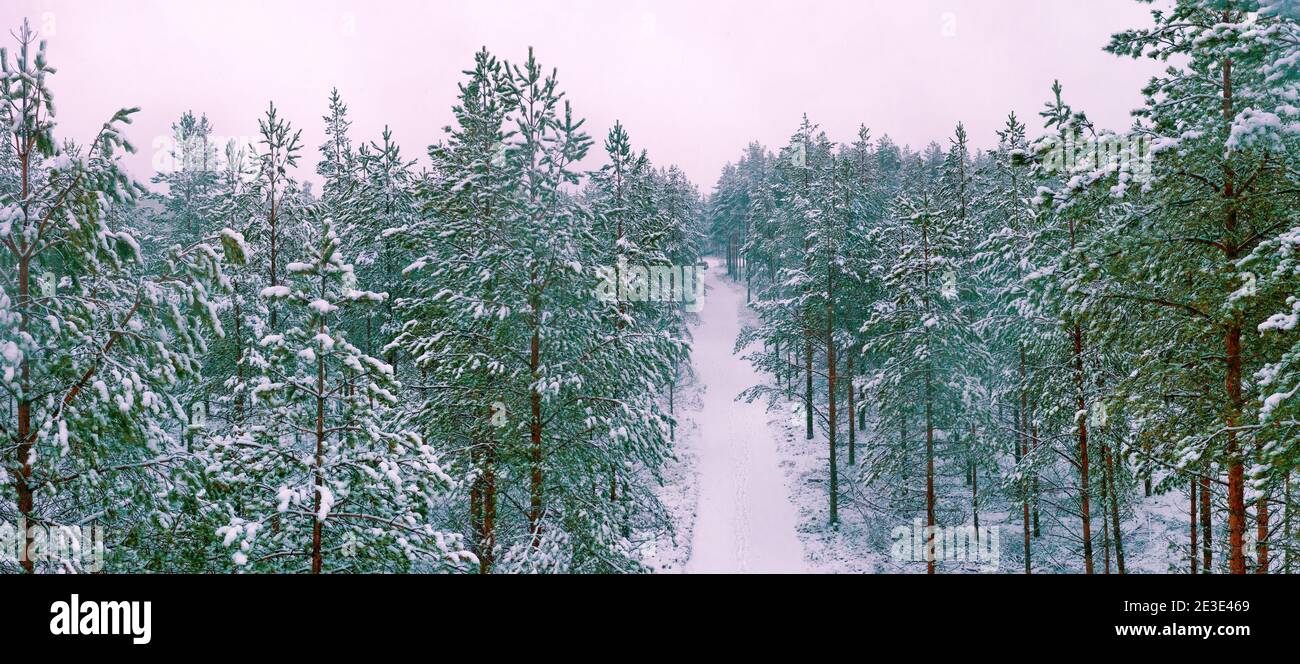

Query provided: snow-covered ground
[642,378,702,573]
[660,261,1201,574]
[677,258,807,573]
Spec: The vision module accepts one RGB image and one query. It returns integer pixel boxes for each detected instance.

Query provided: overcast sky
[1,0,1166,191]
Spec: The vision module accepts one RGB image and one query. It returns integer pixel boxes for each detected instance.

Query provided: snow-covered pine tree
[859,153,972,573]
[351,126,417,364]
[397,48,691,572]
[252,102,303,334]
[393,47,518,573]
[0,21,235,572]
[1102,0,1300,573]
[206,213,470,572]
[737,117,831,442]
[969,111,1043,572]
[584,120,694,543]
[504,48,595,560]
[207,138,261,428]
[317,88,357,206]
[150,111,220,250]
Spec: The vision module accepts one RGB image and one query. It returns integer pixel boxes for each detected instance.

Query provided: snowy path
[684,259,806,573]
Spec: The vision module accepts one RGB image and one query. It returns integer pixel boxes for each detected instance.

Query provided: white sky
[0,0,1167,191]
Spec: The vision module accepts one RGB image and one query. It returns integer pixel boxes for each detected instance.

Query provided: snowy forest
[2,0,1299,575]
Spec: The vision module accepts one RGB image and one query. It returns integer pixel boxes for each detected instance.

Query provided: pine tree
[253,102,303,334]
[861,160,972,573]
[394,47,518,572]
[150,111,220,247]
[0,21,233,572]
[317,88,357,205]
[206,214,470,572]
[1103,0,1300,573]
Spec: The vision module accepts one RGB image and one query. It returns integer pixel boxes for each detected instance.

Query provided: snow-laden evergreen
[2,0,1297,575]
[710,0,1299,574]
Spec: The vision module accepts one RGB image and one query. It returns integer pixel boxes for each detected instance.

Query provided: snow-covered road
[684,258,806,573]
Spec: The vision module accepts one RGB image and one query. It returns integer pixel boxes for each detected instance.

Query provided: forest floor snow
[672,258,807,573]
[663,265,1186,574]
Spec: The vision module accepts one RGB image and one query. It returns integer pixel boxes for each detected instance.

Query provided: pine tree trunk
[1226,324,1247,574]
[470,443,483,565]
[970,431,979,550]
[482,442,497,573]
[1032,420,1041,538]
[1073,324,1095,574]
[847,353,856,466]
[1285,471,1292,574]
[233,286,246,420]
[1020,403,1031,574]
[1256,454,1270,573]
[470,390,498,574]
[268,185,280,332]
[669,375,675,443]
[611,209,625,504]
[1191,477,1199,574]
[529,325,544,547]
[924,365,936,575]
[826,268,838,527]
[1019,347,1031,572]
[1201,472,1213,573]
[16,252,34,573]
[805,338,814,440]
[1102,487,1111,574]
[311,349,326,574]
[1105,440,1125,574]
[1219,38,1250,576]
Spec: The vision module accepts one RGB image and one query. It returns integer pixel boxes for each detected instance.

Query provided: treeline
[714,0,1299,573]
[0,22,704,573]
